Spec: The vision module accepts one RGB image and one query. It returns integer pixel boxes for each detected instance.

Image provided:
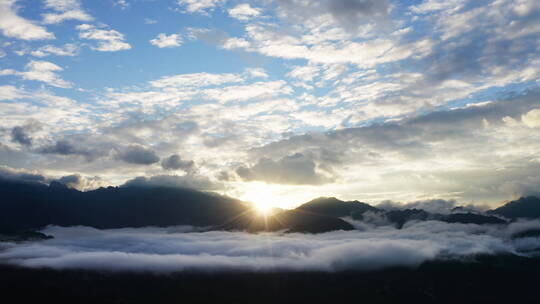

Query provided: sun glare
[254,202,273,216]
[240,183,282,215]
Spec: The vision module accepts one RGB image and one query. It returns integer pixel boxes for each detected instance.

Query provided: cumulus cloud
[0,60,71,88]
[150,33,182,48]
[237,153,334,185]
[30,43,79,57]
[42,0,93,24]
[1,220,538,273]
[0,0,54,40]
[228,4,261,21]
[116,145,160,165]
[177,0,226,15]
[161,154,194,171]
[77,24,131,52]
[522,109,540,128]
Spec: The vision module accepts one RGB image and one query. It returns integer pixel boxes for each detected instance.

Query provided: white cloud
[149,33,182,48]
[77,24,131,52]
[522,109,540,128]
[244,67,268,79]
[149,72,243,88]
[221,37,250,49]
[30,43,79,57]
[42,0,93,24]
[114,0,129,10]
[0,0,54,40]
[177,0,226,14]
[0,220,534,272]
[0,60,71,88]
[0,85,25,100]
[202,80,293,103]
[228,3,261,21]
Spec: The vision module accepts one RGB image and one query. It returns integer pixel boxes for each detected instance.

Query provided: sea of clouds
[1,220,540,273]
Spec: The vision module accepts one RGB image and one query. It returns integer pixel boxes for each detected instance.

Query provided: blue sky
[1,0,539,209]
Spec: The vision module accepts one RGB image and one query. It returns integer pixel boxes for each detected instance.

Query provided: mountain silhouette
[296,197,381,219]
[489,196,540,219]
[0,179,353,233]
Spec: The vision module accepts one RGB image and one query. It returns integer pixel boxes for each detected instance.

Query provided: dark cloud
[377,199,487,214]
[328,0,390,31]
[116,145,160,165]
[122,174,223,191]
[237,153,333,185]
[161,154,194,171]
[9,120,42,147]
[37,140,99,160]
[0,165,46,184]
[277,0,390,33]
[1,220,538,272]
[10,126,32,146]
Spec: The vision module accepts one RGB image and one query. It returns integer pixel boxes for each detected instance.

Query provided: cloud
[30,43,79,57]
[150,33,182,48]
[122,174,222,191]
[177,0,226,15]
[237,153,334,185]
[228,4,261,21]
[376,199,487,214]
[0,165,46,184]
[149,72,243,88]
[42,0,93,24]
[522,109,540,128]
[55,174,103,190]
[0,60,71,88]
[10,120,41,146]
[0,0,54,40]
[161,154,194,171]
[1,220,537,272]
[115,145,160,165]
[77,24,131,52]
[37,139,103,161]
[277,0,390,33]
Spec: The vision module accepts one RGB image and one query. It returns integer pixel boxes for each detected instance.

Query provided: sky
[0,0,539,209]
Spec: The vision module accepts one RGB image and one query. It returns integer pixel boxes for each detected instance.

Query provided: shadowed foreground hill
[0,255,539,304]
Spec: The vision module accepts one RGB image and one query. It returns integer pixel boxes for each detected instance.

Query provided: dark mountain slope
[489,196,540,219]
[296,197,381,219]
[219,209,354,233]
[0,179,353,233]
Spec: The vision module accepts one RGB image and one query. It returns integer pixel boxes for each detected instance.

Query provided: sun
[239,184,281,216]
[254,202,273,216]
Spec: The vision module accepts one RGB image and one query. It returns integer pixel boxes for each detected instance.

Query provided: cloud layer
[1,220,540,273]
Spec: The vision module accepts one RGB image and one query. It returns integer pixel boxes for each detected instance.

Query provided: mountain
[0,179,353,234]
[489,196,540,219]
[384,209,432,228]
[219,209,354,233]
[442,213,506,225]
[296,197,381,219]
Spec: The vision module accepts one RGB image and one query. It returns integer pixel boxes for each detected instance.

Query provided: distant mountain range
[1,178,539,234]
